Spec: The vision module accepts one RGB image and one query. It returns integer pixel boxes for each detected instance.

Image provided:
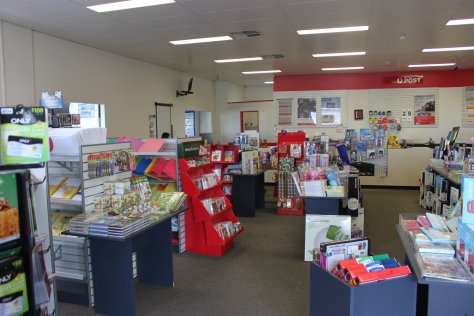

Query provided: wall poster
[414,95,435,125]
[321,97,341,126]
[297,98,317,126]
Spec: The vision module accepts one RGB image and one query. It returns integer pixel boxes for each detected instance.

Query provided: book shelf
[210,144,239,199]
[133,138,186,253]
[48,142,132,307]
[276,131,306,215]
[179,158,243,256]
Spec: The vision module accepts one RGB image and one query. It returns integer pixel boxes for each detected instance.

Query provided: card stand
[210,145,239,164]
[310,262,417,316]
[204,211,243,247]
[179,159,218,196]
[191,189,232,222]
[277,197,304,216]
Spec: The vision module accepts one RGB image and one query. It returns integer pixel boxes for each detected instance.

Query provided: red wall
[274,69,474,91]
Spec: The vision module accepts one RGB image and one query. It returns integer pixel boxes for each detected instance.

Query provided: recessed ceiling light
[264,81,274,84]
[321,66,364,71]
[313,51,366,58]
[297,26,369,35]
[422,46,474,52]
[170,36,233,45]
[242,70,281,74]
[447,18,474,26]
[408,63,456,68]
[87,0,175,13]
[214,57,263,63]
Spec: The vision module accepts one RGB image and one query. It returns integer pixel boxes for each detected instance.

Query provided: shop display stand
[210,144,239,199]
[310,262,417,316]
[134,138,186,253]
[48,142,132,307]
[68,210,184,315]
[179,159,243,256]
[232,171,265,217]
[396,225,474,316]
[277,131,305,215]
[0,166,54,315]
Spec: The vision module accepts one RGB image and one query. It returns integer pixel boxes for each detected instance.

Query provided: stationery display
[318,237,370,271]
[87,149,136,179]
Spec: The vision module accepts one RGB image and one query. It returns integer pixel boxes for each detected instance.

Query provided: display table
[303,196,343,215]
[68,210,185,316]
[396,225,474,316]
[232,171,265,217]
[310,262,417,316]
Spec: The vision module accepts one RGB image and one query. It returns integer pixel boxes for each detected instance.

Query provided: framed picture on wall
[354,109,363,120]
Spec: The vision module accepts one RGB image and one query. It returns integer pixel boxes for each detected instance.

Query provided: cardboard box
[304,214,351,261]
[462,175,474,224]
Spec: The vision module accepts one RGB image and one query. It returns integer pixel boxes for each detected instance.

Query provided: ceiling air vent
[262,54,285,60]
[229,30,261,39]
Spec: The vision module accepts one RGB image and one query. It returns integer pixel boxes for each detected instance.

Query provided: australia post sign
[384,75,423,85]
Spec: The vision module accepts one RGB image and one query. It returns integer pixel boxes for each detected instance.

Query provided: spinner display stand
[276,131,306,215]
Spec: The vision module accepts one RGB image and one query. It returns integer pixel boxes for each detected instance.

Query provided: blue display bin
[310,262,417,316]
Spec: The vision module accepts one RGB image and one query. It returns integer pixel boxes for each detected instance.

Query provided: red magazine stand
[179,158,243,256]
[277,131,305,215]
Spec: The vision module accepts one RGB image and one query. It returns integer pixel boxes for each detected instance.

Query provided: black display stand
[232,171,265,217]
[396,225,474,316]
[303,196,343,215]
[310,262,417,316]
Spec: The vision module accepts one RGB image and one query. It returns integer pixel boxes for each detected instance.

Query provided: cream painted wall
[1,22,34,106]
[0,21,216,139]
[218,83,275,143]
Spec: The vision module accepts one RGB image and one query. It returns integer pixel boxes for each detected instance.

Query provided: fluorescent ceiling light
[313,51,366,58]
[214,57,263,63]
[408,63,456,68]
[297,26,368,35]
[264,81,274,84]
[321,66,364,71]
[447,18,474,26]
[422,46,474,52]
[87,0,175,12]
[170,36,232,45]
[242,70,281,74]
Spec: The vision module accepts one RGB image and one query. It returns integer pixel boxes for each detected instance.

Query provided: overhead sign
[384,75,423,84]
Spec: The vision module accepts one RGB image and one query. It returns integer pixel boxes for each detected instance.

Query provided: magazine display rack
[277,131,306,215]
[179,159,243,256]
[0,166,55,315]
[210,144,239,198]
[134,138,186,253]
[48,142,132,306]
[396,224,474,315]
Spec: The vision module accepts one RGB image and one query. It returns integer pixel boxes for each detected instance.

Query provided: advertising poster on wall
[297,98,317,126]
[414,95,435,125]
[321,97,341,126]
[277,99,293,126]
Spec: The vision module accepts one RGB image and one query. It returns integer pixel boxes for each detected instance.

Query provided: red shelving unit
[179,158,243,256]
[276,131,306,215]
[210,144,239,200]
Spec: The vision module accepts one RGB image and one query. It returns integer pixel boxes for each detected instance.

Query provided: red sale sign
[414,115,435,125]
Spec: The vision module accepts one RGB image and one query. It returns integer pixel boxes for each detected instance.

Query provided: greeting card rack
[133,138,186,253]
[209,144,239,198]
[276,131,306,215]
[179,158,243,256]
[48,142,132,307]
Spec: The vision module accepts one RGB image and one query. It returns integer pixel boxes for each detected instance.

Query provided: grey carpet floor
[57,188,422,316]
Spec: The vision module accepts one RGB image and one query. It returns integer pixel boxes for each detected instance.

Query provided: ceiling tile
[42,12,116,30]
[66,22,139,37]
[131,14,209,32]
[200,5,285,24]
[281,0,371,19]
[102,2,190,21]
[2,0,90,20]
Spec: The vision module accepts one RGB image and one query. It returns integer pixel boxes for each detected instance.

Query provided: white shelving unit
[48,142,132,307]
[134,138,186,253]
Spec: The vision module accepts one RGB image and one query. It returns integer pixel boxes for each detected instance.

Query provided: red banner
[414,115,435,125]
